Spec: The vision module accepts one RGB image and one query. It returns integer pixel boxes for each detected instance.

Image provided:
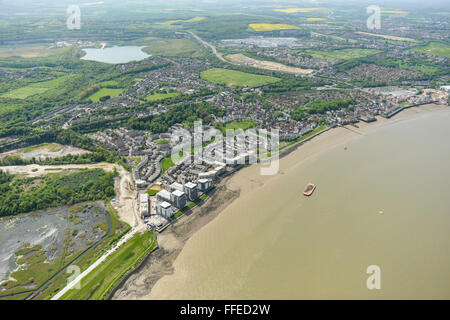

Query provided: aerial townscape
[0,0,449,303]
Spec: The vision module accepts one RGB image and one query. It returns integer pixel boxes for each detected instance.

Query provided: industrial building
[184,182,199,201]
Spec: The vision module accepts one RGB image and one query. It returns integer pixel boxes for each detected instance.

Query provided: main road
[187,31,238,65]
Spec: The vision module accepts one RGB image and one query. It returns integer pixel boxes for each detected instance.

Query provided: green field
[200,68,280,87]
[143,38,203,57]
[87,88,124,102]
[411,42,450,59]
[146,189,160,196]
[215,120,259,134]
[29,75,75,88]
[302,48,382,61]
[226,120,259,131]
[146,92,180,102]
[161,155,175,174]
[60,231,156,300]
[0,86,48,99]
[101,80,119,87]
[1,75,75,99]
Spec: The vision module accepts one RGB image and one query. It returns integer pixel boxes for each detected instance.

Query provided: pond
[80,46,150,64]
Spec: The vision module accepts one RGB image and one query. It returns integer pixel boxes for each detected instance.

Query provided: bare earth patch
[355,32,417,42]
[0,143,90,160]
[226,53,314,75]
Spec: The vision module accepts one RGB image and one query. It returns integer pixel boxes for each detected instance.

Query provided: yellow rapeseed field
[158,17,207,25]
[273,8,323,13]
[249,23,300,31]
[382,10,409,14]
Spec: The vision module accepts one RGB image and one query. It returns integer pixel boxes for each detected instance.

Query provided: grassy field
[249,23,300,31]
[101,80,119,87]
[29,75,75,88]
[146,189,159,196]
[87,88,124,102]
[158,17,207,25]
[216,120,259,134]
[142,38,203,57]
[60,231,156,300]
[226,120,259,131]
[201,68,280,87]
[302,48,382,61]
[411,42,450,59]
[161,155,175,174]
[0,75,75,99]
[0,86,48,99]
[146,92,180,102]
[0,45,70,58]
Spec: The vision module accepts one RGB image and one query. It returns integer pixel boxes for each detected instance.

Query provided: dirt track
[226,53,314,75]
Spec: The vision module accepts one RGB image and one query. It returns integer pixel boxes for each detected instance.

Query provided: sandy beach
[111,103,448,300]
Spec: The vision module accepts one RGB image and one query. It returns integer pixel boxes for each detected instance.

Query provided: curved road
[187,31,239,65]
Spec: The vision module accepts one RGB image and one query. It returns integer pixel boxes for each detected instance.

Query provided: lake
[80,46,150,64]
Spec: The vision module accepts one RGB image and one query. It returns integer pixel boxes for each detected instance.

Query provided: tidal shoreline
[111,103,448,300]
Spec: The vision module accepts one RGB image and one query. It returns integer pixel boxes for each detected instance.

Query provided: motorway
[187,31,238,65]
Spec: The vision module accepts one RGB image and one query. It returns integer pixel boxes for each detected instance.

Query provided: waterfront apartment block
[198,179,213,192]
[171,190,187,209]
[184,182,199,201]
[156,201,173,219]
[139,192,150,218]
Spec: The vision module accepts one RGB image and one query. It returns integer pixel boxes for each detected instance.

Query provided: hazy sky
[1,0,449,11]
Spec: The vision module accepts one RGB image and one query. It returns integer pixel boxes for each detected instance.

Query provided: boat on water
[303,183,316,196]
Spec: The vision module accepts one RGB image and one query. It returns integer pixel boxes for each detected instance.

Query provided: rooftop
[185,182,197,189]
[157,189,172,200]
[160,201,172,209]
[172,190,185,197]
[140,193,149,202]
